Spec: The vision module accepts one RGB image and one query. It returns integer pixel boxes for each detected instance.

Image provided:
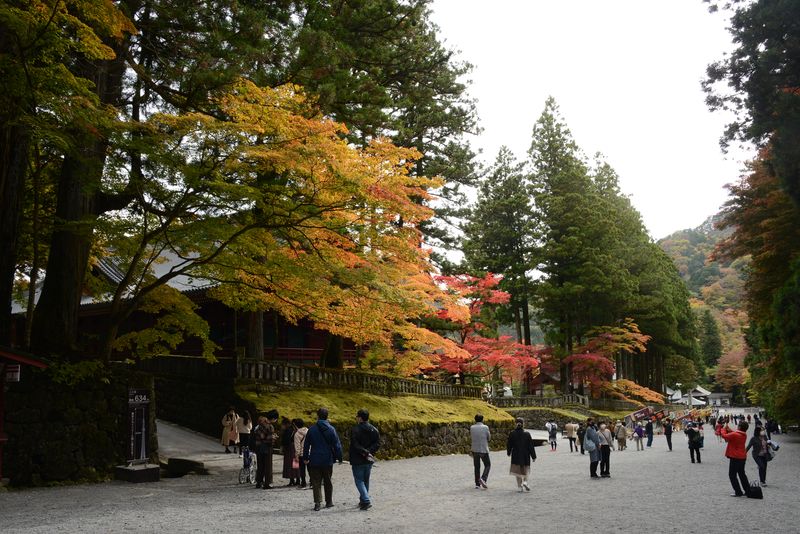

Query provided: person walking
[547,420,559,452]
[221,407,239,454]
[292,418,308,488]
[645,419,654,448]
[303,408,343,511]
[598,422,614,477]
[685,422,702,464]
[633,423,645,451]
[470,414,491,489]
[576,422,586,455]
[506,417,536,492]
[253,413,277,489]
[663,418,673,451]
[614,420,626,451]
[235,410,252,457]
[746,425,777,486]
[565,422,578,453]
[584,418,601,479]
[350,409,380,510]
[721,420,751,497]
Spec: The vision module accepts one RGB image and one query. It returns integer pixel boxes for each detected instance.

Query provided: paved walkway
[1,422,798,533]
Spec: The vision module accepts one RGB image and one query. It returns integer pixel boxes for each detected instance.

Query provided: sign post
[127,389,150,465]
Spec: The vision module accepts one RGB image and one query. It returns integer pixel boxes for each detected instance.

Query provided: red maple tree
[433,273,540,384]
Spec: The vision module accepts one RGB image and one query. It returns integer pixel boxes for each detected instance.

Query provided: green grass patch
[237,387,513,426]
[591,410,632,422]
[505,406,589,421]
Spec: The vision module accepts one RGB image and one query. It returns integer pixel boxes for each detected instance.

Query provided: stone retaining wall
[336,420,515,460]
[3,367,156,486]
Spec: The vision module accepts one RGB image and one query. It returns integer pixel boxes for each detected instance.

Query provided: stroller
[238,446,257,484]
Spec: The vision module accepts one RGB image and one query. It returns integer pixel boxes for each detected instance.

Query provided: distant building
[708,392,733,407]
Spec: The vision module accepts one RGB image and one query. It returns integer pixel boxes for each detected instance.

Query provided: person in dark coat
[576,422,586,455]
[252,411,278,489]
[746,425,776,485]
[349,409,381,510]
[303,407,343,511]
[645,419,654,447]
[685,422,702,464]
[280,417,299,486]
[663,418,673,451]
[507,417,537,492]
[585,418,601,478]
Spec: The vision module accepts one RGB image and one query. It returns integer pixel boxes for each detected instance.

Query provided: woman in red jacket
[721,421,751,497]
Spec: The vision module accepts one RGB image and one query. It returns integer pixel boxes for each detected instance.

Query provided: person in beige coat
[565,422,578,452]
[221,407,239,454]
[614,420,627,451]
[293,418,309,488]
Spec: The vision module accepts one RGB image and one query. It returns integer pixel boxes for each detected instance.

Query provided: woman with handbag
[584,418,601,478]
[507,417,536,492]
[746,426,777,486]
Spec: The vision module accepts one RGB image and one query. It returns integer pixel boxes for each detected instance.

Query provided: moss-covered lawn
[502,406,633,423]
[236,387,513,426]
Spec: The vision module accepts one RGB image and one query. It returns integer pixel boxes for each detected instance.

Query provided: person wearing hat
[507,417,536,492]
[684,421,702,464]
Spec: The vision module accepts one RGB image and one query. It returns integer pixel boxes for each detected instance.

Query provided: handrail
[237,359,483,399]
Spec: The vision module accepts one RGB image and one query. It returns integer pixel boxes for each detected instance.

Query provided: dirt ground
[1,420,798,533]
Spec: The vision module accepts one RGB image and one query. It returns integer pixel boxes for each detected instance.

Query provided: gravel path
[1,422,798,534]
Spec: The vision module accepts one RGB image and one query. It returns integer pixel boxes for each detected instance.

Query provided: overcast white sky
[430,0,755,240]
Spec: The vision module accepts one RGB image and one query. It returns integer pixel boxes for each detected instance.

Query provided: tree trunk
[0,124,30,346]
[321,333,344,369]
[513,305,522,344]
[246,311,264,359]
[30,47,128,357]
[521,296,531,346]
[31,141,104,357]
[270,310,279,359]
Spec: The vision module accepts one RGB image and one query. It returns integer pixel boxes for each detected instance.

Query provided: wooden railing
[588,398,646,412]
[489,394,589,408]
[238,359,483,399]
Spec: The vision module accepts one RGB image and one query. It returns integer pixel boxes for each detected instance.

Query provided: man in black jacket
[349,409,381,510]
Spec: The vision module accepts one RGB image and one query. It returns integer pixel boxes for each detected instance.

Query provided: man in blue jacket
[303,407,343,511]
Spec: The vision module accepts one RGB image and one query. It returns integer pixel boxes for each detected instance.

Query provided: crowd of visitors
[221,406,379,511]
[220,406,781,511]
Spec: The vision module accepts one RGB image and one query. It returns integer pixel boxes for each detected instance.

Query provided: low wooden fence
[489,393,589,408]
[587,398,643,412]
[237,360,483,399]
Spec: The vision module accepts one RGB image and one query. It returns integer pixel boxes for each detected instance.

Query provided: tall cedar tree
[699,309,723,367]
[704,0,800,206]
[461,147,536,345]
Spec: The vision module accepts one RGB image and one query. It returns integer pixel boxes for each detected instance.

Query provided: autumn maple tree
[433,273,539,385]
[87,79,467,373]
[563,318,651,397]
